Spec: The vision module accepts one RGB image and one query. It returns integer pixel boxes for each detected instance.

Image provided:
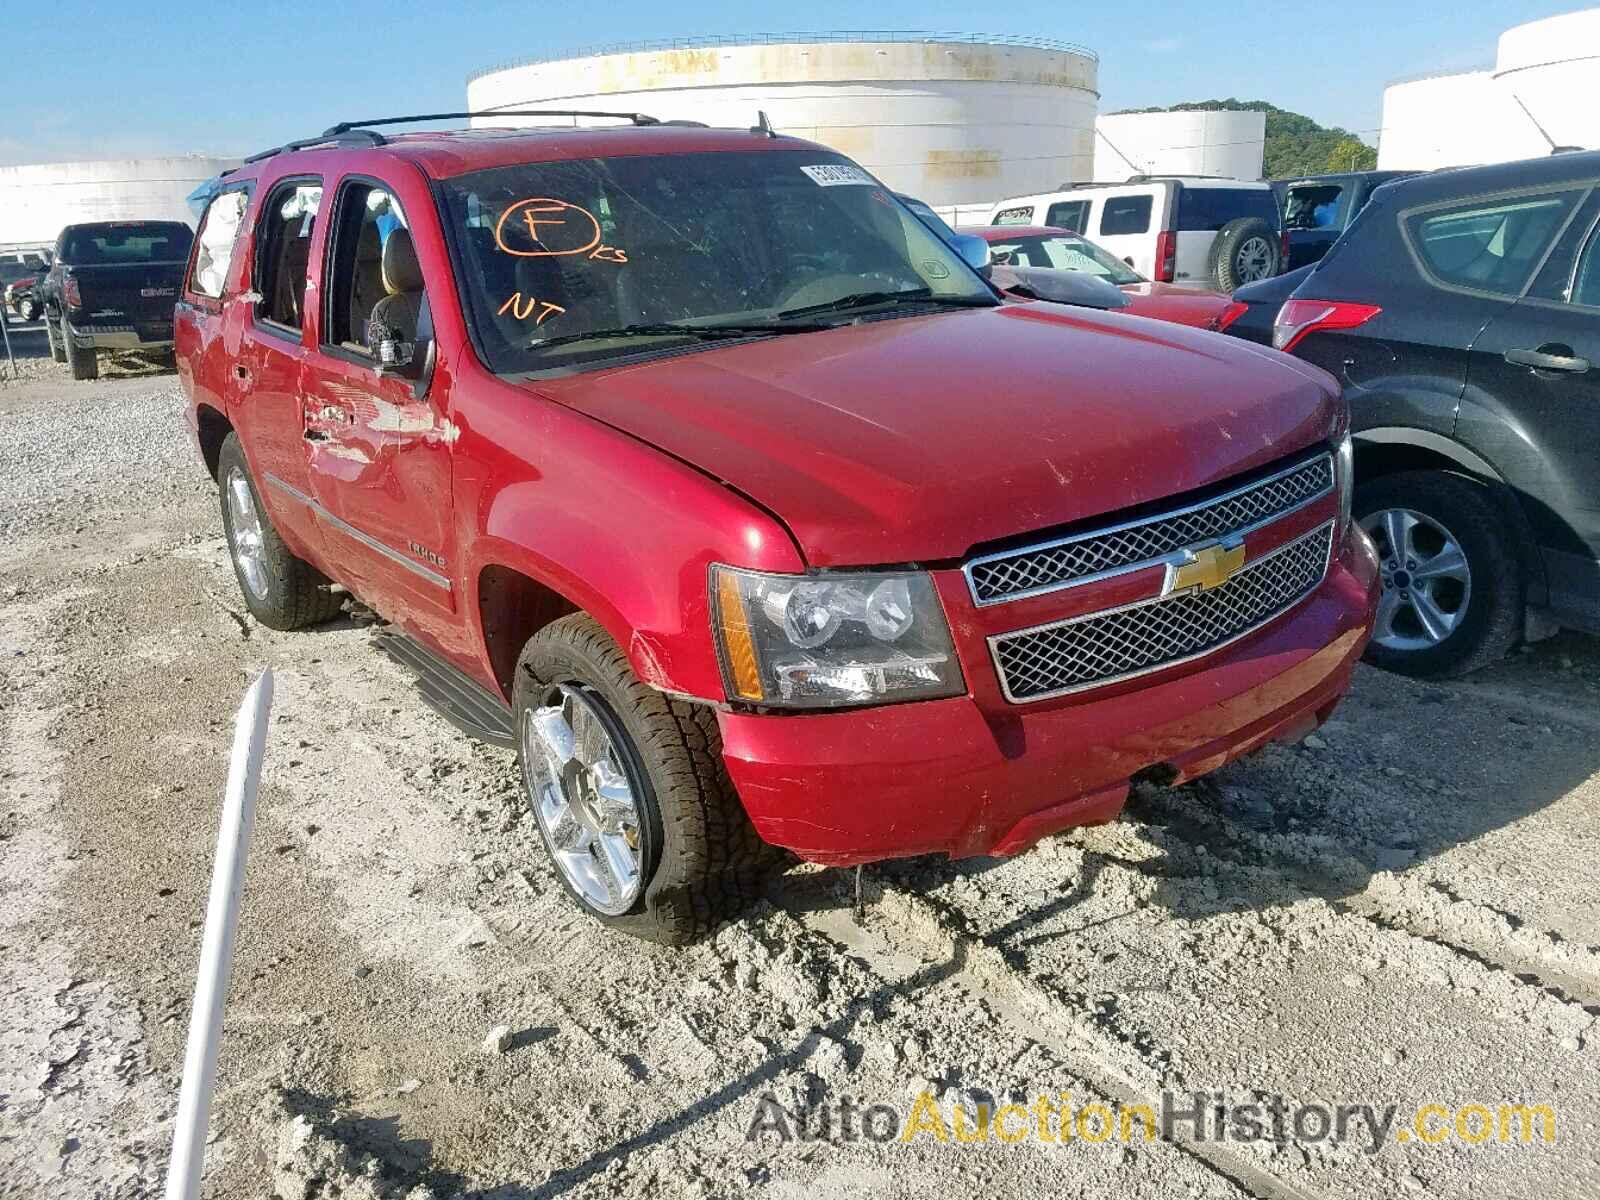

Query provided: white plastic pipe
[164,668,274,1200]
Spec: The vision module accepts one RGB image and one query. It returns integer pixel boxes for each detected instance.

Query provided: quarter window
[187,190,250,299]
[1406,190,1581,297]
[993,205,1037,226]
[1177,187,1279,232]
[254,181,323,331]
[1100,195,1153,237]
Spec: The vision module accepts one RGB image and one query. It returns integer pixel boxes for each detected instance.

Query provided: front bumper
[719,527,1379,866]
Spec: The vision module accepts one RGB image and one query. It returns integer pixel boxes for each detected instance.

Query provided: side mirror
[367,317,418,377]
[949,233,992,273]
[374,334,416,376]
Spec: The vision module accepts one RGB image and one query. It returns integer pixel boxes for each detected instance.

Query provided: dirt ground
[2,336,1598,1199]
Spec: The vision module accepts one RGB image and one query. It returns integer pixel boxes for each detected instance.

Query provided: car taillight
[1154,230,1176,282]
[1211,300,1249,332]
[1280,229,1291,265]
[1272,298,1381,353]
[63,276,81,308]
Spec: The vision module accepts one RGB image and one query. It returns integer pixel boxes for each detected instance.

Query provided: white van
[987,177,1283,292]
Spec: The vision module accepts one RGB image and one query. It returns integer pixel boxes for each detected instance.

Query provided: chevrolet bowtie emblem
[1172,541,1248,592]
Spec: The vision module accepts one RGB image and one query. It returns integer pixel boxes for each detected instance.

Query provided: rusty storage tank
[466,34,1100,209]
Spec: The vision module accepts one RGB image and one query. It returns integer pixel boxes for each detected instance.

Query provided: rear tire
[1355,470,1522,678]
[45,309,66,363]
[62,320,98,380]
[513,613,778,945]
[1210,217,1281,291]
[217,433,343,630]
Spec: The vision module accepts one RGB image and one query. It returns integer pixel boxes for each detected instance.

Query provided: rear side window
[254,181,322,331]
[187,190,250,299]
[993,205,1037,226]
[1044,200,1089,233]
[1405,190,1582,297]
[1100,195,1152,237]
[1177,188,1279,232]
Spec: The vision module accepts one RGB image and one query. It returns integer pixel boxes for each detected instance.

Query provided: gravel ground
[1,356,1598,1199]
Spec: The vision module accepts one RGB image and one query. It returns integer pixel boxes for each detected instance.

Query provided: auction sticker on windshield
[801,164,875,186]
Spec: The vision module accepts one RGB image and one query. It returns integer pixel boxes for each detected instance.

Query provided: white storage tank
[1092,110,1265,181]
[1378,8,1600,169]
[0,156,241,251]
[467,35,1100,208]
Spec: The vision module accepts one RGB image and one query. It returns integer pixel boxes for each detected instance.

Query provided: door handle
[304,428,330,442]
[1504,345,1590,373]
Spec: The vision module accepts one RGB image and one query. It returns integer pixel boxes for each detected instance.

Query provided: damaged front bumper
[718,528,1379,866]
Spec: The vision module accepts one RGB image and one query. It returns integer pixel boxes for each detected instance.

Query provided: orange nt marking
[497,293,567,325]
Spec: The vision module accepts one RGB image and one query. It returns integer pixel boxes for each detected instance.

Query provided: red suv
[176,114,1378,944]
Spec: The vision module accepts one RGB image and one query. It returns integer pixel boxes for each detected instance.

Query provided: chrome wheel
[1361,506,1472,652]
[225,467,269,601]
[521,686,644,916]
[1235,236,1274,283]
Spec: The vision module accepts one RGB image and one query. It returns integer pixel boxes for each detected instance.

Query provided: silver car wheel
[1360,506,1472,652]
[522,685,644,916]
[1235,236,1274,283]
[225,467,269,601]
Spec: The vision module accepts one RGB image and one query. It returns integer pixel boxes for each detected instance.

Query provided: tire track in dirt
[794,880,1331,1200]
[1130,778,1600,1011]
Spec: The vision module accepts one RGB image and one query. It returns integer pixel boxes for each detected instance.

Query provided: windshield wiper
[530,321,827,353]
[776,288,996,320]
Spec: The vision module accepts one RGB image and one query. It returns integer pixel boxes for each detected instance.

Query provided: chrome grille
[991,522,1334,702]
[967,454,1334,604]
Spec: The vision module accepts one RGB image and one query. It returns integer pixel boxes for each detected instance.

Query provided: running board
[372,628,516,749]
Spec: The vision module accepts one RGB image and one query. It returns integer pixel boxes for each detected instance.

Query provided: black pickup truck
[41,220,193,379]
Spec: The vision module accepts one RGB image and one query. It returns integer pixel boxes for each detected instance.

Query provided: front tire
[1355,470,1522,678]
[513,614,776,945]
[217,433,343,630]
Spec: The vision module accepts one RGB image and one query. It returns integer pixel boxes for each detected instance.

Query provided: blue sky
[2,1,1586,165]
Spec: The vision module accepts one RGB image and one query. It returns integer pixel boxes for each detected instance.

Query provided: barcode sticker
[800,164,875,187]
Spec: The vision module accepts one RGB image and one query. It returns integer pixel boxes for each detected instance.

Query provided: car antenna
[752,110,778,138]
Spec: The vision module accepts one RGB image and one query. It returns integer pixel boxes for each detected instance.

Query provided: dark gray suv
[1260,151,1600,676]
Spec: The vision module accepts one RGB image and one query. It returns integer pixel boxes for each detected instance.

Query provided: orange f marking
[521,205,569,240]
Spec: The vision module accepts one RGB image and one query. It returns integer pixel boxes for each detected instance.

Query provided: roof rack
[242,109,663,164]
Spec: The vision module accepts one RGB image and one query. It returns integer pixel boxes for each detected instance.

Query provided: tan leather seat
[349,221,386,338]
[370,228,424,344]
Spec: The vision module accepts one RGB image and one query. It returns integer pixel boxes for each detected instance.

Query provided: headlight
[1335,432,1354,532]
[710,566,965,709]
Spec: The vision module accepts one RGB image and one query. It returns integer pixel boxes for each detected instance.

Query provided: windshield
[437,150,994,374]
[61,223,192,265]
[981,233,1144,286]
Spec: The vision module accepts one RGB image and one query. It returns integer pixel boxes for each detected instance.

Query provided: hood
[1118,282,1233,329]
[529,304,1342,567]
